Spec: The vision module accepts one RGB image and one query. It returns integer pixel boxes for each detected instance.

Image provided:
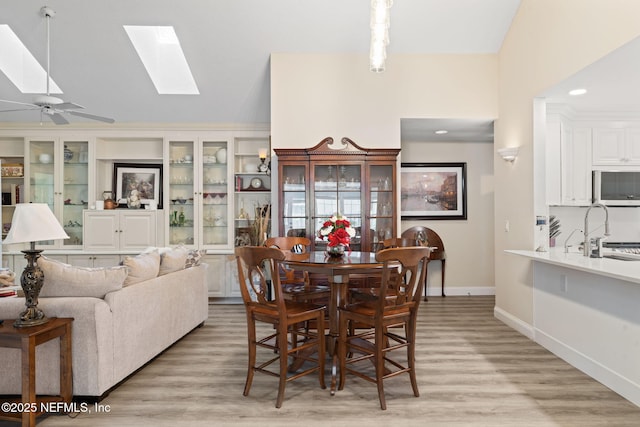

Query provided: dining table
[282,250,389,394]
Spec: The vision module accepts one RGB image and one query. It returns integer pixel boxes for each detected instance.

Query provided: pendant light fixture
[370,0,393,72]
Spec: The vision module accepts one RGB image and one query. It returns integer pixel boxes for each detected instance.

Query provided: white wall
[496,0,640,325]
[401,140,495,295]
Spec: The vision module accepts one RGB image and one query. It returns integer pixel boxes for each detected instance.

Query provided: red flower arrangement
[318,214,356,248]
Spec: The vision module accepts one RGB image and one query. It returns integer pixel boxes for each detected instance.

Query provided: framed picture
[400,162,467,220]
[113,163,163,209]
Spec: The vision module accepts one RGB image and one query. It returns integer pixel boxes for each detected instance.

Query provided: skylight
[0,25,62,94]
[124,25,199,95]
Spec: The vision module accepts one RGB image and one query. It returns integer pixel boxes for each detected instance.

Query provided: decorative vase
[216,148,227,164]
[326,244,346,258]
[64,145,73,162]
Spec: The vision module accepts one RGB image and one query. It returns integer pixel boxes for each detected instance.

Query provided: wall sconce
[258,148,270,173]
[497,146,519,163]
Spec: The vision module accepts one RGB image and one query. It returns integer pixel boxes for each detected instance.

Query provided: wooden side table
[0,317,73,427]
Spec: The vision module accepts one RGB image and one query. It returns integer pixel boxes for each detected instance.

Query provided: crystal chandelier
[370,0,393,72]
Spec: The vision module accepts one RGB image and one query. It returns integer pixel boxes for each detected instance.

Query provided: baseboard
[432,286,495,297]
[493,306,535,340]
[535,329,640,407]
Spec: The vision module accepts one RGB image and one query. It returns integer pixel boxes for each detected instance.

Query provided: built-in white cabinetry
[26,138,93,248]
[66,254,121,268]
[83,210,157,251]
[546,119,592,206]
[592,128,640,166]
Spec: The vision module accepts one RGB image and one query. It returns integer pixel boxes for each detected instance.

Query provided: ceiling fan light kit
[0,6,115,125]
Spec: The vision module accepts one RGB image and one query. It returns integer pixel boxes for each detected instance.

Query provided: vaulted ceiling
[0,0,521,128]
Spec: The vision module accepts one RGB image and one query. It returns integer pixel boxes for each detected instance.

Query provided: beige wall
[271,53,499,294]
[271,53,498,149]
[496,0,640,325]
[401,140,495,294]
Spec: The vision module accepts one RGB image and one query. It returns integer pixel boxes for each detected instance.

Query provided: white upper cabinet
[546,118,592,206]
[592,128,640,166]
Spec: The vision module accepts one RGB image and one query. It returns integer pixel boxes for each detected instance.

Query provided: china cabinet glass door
[61,141,89,247]
[168,141,196,246]
[28,140,56,247]
[281,163,308,240]
[201,140,230,247]
[368,164,395,251]
[312,163,363,251]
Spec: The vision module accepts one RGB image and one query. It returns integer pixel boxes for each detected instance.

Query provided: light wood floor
[3,296,640,426]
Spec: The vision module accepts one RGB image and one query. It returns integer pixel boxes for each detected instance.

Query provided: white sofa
[0,250,208,398]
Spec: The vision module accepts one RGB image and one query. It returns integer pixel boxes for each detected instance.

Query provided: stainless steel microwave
[593,170,640,206]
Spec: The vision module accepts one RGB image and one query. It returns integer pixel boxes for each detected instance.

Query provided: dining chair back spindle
[235,246,326,408]
[338,246,432,410]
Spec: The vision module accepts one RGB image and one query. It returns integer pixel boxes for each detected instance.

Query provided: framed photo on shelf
[113,163,163,209]
[400,162,467,220]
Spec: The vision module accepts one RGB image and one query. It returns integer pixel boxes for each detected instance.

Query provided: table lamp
[2,203,69,328]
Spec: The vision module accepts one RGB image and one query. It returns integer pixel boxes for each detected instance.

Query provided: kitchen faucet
[583,202,611,257]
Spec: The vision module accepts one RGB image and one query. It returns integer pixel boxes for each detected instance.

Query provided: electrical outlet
[560,275,568,293]
[505,220,510,232]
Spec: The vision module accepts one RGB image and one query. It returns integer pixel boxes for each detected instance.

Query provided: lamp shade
[3,203,69,245]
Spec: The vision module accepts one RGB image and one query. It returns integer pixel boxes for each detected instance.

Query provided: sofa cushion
[38,256,127,298]
[159,246,189,276]
[122,251,161,286]
[185,249,204,268]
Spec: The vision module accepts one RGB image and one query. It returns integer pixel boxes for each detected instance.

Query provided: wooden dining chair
[264,236,331,303]
[235,246,326,408]
[402,226,446,300]
[338,246,431,410]
[349,237,415,302]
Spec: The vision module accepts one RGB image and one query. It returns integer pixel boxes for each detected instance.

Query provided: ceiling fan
[0,6,114,125]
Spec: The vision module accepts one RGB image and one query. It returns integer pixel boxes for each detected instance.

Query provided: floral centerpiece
[318,213,356,257]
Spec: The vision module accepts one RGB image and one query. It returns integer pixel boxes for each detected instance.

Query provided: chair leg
[317,313,326,390]
[441,259,446,297]
[375,325,387,410]
[276,325,289,408]
[407,317,420,397]
[338,315,348,391]
[244,317,257,397]
[423,262,429,302]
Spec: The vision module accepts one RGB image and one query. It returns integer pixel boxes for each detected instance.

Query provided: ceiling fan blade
[0,107,41,113]
[67,110,115,123]
[0,99,39,108]
[56,102,84,110]
[47,112,69,125]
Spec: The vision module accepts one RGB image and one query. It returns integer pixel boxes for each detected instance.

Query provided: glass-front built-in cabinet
[276,137,399,252]
[27,138,90,248]
[166,138,232,249]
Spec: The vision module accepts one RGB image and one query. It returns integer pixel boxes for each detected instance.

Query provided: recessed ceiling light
[568,88,587,96]
[124,25,199,95]
[434,130,448,135]
[0,25,62,94]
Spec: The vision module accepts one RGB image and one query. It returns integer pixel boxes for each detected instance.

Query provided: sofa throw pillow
[159,246,189,276]
[38,256,127,299]
[122,250,161,286]
[185,249,204,268]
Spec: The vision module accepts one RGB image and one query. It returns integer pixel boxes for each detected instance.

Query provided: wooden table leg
[22,336,36,427]
[328,274,348,396]
[60,322,72,403]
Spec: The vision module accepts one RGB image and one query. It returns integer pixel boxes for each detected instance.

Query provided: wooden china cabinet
[275,137,400,253]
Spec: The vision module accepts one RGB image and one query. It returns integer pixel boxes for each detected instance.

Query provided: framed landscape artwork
[400,162,467,220]
[113,163,163,209]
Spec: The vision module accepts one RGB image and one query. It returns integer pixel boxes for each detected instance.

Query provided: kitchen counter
[506,248,640,285]
[505,247,640,407]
